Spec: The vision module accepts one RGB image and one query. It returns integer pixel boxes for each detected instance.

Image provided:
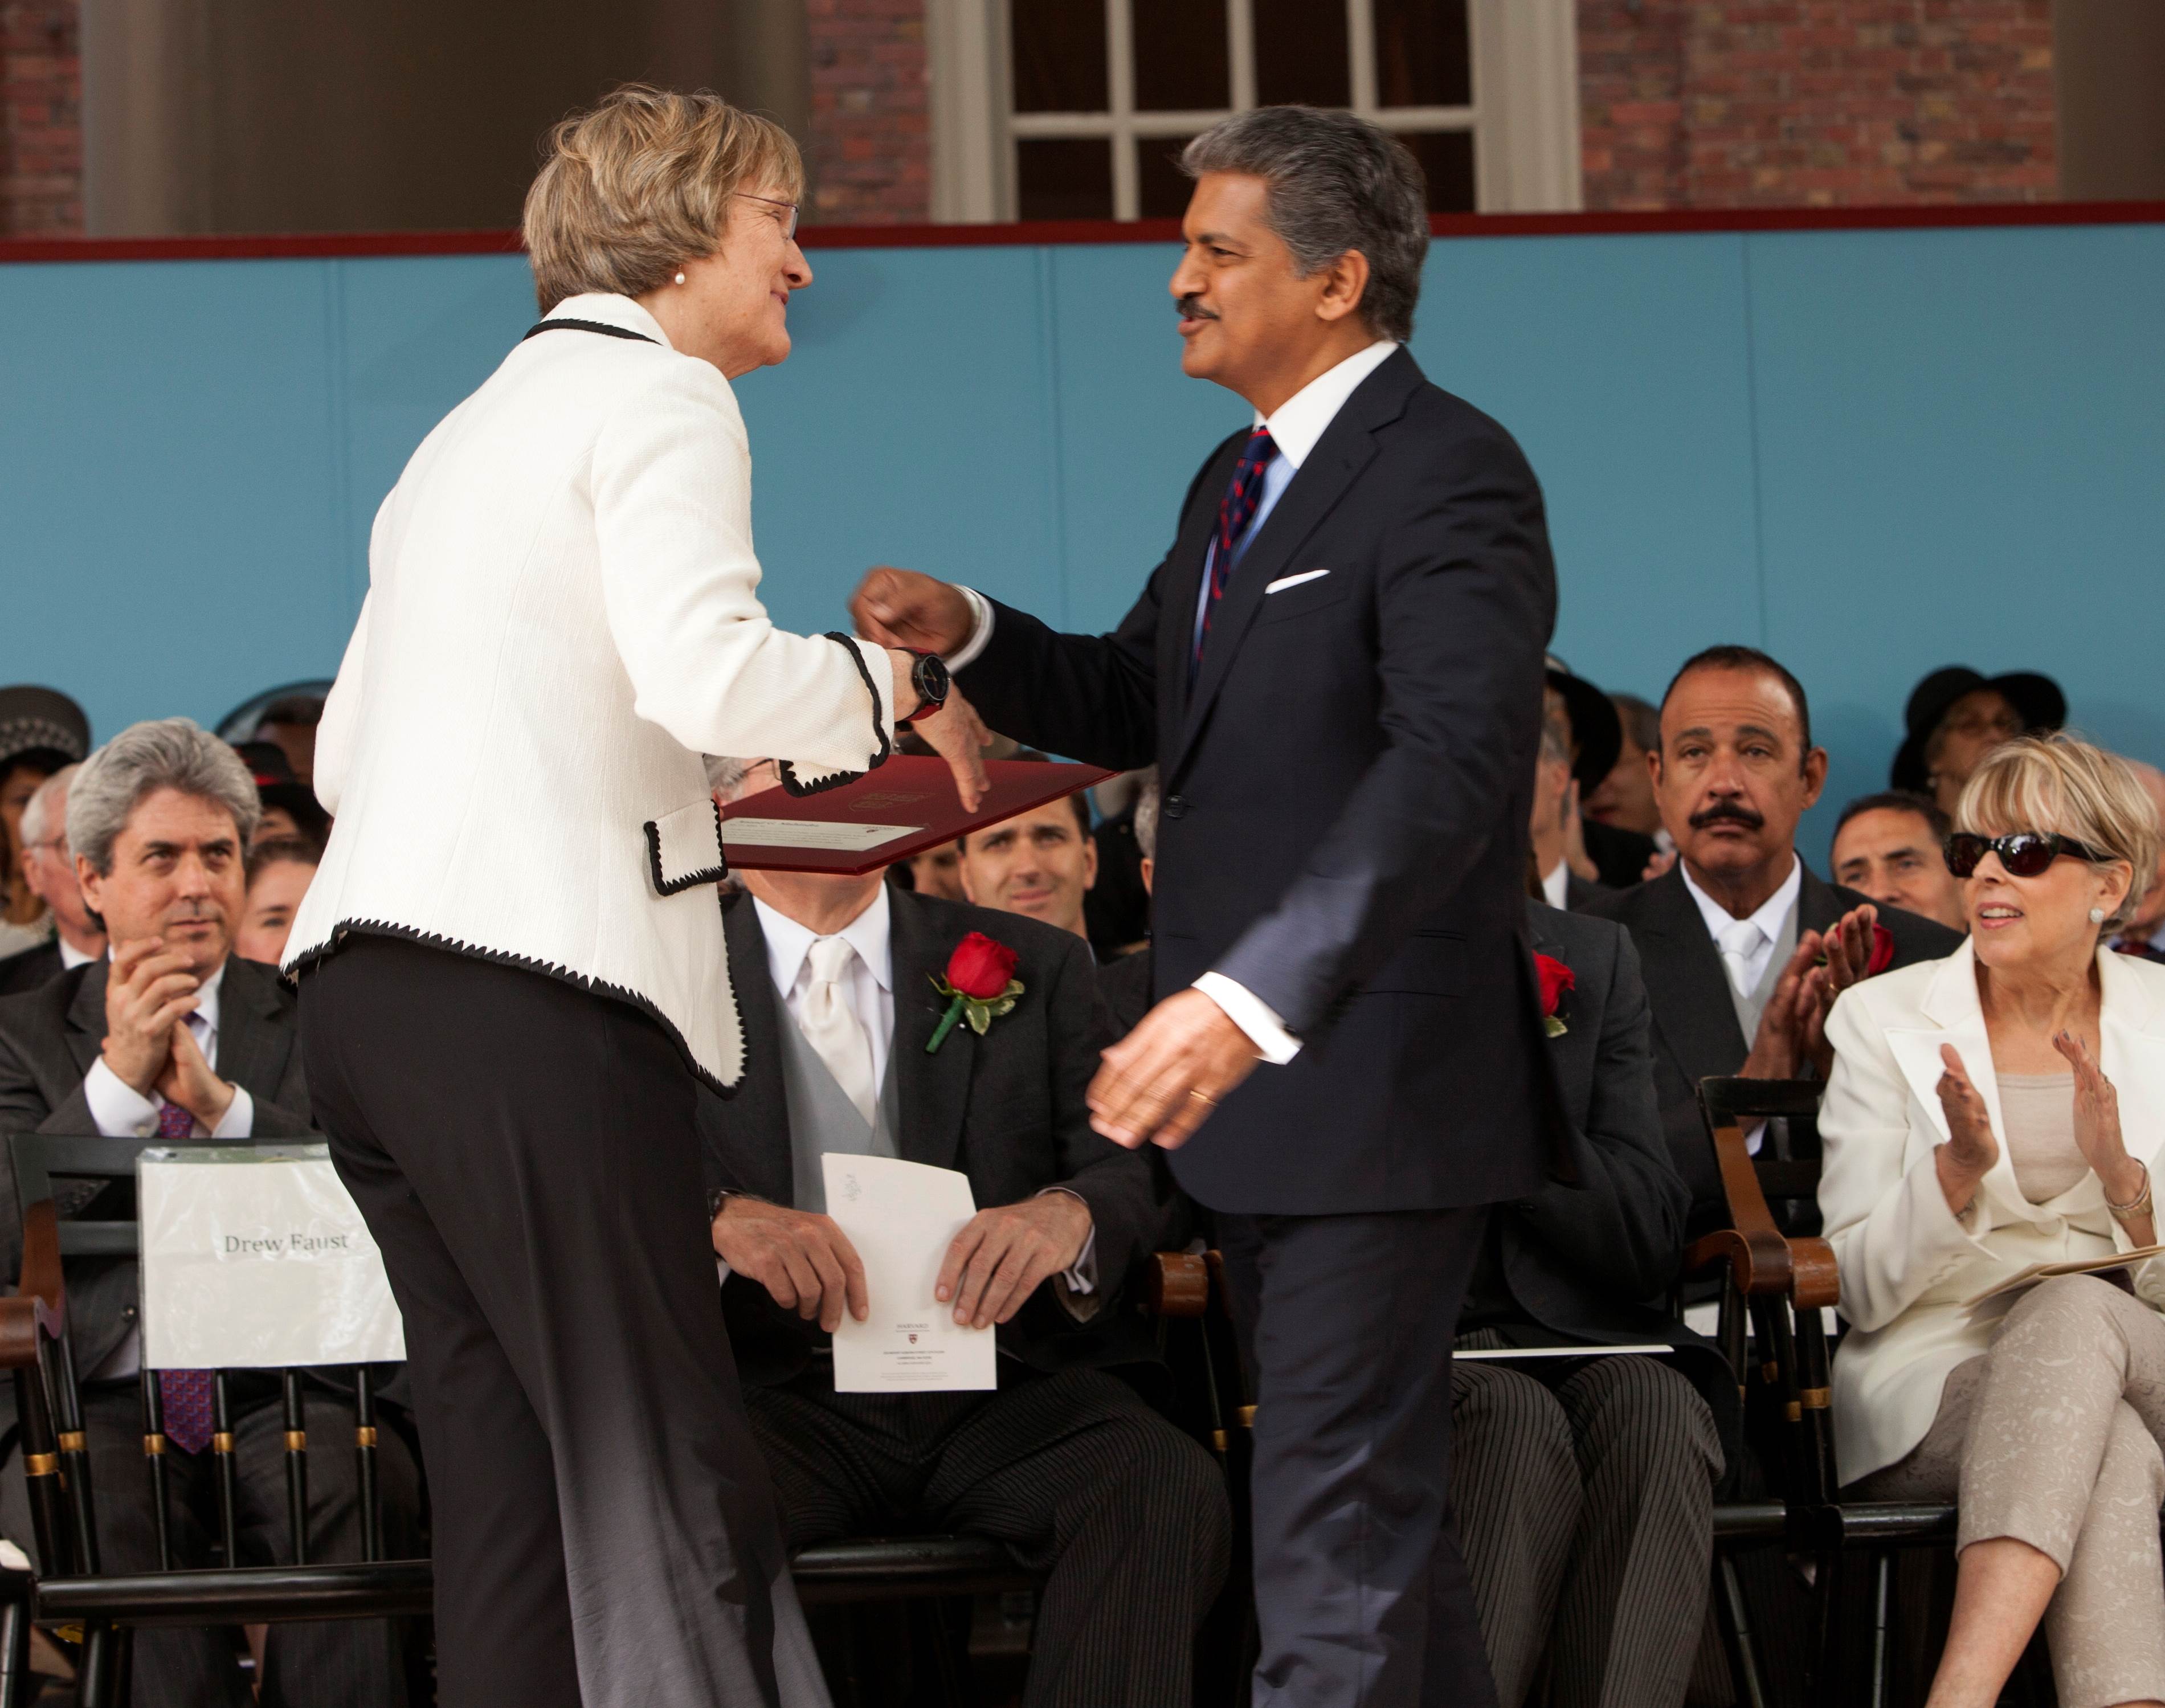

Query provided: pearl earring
[675,271,686,284]
[2091,907,2107,924]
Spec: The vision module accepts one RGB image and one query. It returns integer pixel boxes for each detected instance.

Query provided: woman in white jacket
[1820,733,2165,1708]
[284,88,982,1708]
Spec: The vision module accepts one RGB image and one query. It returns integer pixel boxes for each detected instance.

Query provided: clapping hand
[1934,1044,1998,1215]
[101,937,201,1096]
[2053,1029,2147,1221]
[156,1016,236,1129]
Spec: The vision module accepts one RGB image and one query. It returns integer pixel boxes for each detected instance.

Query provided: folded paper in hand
[822,1153,995,1393]
[139,1144,406,1368]
[1964,1243,2165,1310]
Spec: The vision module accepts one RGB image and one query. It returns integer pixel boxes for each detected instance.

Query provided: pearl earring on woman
[2091,907,2107,924]
[675,271,686,284]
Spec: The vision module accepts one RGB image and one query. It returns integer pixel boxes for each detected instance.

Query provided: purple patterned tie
[1194,427,1279,667]
[154,1098,216,1452]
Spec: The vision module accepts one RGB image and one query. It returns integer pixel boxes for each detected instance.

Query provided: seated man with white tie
[697,758,1227,1708]
[0,718,419,1708]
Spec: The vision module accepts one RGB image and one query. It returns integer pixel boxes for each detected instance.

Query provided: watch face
[915,652,950,705]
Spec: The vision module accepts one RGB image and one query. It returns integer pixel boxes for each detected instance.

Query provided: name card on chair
[138,1145,406,1368]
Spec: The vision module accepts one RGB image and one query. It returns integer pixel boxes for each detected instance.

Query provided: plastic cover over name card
[138,1143,407,1368]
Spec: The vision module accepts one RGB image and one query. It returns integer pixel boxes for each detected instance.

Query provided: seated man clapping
[0,718,419,1708]
[698,758,1227,1708]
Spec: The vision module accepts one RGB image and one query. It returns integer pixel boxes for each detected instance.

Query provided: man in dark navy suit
[855,106,1557,1708]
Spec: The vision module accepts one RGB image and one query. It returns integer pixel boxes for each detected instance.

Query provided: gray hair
[1181,107,1429,343]
[68,719,261,877]
[1133,775,1162,862]
[18,762,79,851]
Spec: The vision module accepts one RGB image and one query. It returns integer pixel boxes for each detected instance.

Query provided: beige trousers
[1853,1273,2165,1708]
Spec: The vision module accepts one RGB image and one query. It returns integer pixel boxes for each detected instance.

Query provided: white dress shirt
[947,340,1403,1065]
[58,937,96,971]
[1541,860,1572,911]
[1682,857,1803,1002]
[83,959,255,1141]
[747,888,1096,1292]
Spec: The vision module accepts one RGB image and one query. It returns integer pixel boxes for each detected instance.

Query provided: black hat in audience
[235,741,331,853]
[1544,655,1621,792]
[0,685,90,778]
[1890,666,2066,792]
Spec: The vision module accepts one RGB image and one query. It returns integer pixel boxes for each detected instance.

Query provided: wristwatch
[905,649,950,721]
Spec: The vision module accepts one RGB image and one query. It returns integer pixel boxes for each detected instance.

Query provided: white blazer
[284,293,895,1090]
[1820,938,2165,1485]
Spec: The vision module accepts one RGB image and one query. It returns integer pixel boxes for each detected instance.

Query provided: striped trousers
[747,1364,1231,1708]
[1450,1344,1722,1708]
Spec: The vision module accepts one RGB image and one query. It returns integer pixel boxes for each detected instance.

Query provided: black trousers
[749,1364,1231,1708]
[300,933,804,1708]
[1,1380,422,1708]
[1218,1207,1495,1708]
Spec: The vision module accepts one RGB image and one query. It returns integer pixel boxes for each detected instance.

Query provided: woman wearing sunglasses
[1819,732,2165,1707]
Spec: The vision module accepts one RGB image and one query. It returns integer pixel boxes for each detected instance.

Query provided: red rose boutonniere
[1535,953,1575,1039]
[926,931,1024,1053]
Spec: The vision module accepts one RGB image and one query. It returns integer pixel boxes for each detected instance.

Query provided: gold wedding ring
[1188,1090,1218,1107]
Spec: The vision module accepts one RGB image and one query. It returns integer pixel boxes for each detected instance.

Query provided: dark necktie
[1194,427,1279,668]
[156,1069,217,1453]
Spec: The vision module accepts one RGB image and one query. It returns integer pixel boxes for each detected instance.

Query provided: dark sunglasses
[1944,831,2108,878]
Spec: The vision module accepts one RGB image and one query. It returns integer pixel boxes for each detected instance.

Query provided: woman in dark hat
[0,685,90,939]
[1890,666,2066,818]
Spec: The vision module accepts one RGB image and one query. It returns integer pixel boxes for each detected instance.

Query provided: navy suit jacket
[958,348,1561,1215]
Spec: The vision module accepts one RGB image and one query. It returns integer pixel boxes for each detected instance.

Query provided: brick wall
[0,0,79,234]
[804,0,930,225]
[1580,0,2057,210]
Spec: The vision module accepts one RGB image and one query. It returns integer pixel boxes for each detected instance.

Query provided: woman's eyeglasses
[1944,831,2108,878]
[734,191,800,241]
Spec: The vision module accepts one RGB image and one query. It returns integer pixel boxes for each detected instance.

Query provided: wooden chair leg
[1714,1554,1771,1708]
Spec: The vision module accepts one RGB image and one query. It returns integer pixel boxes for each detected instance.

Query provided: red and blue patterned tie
[154,1097,217,1453]
[1194,427,1279,668]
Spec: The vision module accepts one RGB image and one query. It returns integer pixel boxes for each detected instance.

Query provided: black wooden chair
[1682,1077,1967,1708]
[0,1132,431,1707]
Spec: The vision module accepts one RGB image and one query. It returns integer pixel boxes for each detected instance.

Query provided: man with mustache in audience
[1586,647,1962,1233]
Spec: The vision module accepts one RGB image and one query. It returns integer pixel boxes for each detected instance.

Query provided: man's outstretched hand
[853,567,976,658]
[1089,988,1262,1151]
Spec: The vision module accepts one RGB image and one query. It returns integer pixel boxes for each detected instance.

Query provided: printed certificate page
[823,1154,996,1393]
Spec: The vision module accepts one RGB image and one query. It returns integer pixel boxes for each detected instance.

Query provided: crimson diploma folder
[721,755,1116,875]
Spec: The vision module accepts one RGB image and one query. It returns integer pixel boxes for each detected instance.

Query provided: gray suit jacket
[0,955,315,1387]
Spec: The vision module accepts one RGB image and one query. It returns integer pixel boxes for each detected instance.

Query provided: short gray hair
[18,762,79,851]
[68,720,260,877]
[702,755,758,800]
[1182,107,1429,343]
[1134,775,1162,863]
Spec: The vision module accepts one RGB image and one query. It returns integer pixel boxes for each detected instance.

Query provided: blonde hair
[1955,732,2159,933]
[522,84,804,314]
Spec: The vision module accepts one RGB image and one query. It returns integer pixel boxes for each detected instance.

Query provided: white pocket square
[1264,569,1330,594]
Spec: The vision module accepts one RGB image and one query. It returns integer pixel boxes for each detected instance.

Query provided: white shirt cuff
[211,1085,254,1139]
[944,586,995,672]
[1193,972,1301,1065]
[1035,1187,1098,1293]
[84,1057,159,1138]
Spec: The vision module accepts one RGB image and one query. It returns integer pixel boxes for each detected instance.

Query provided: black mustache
[1176,295,1218,321]
[1690,803,1766,832]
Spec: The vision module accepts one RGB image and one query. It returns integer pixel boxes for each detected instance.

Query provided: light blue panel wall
[1408,231,1762,697]
[1747,223,2165,858]
[3,218,2160,878]
[1046,243,1250,634]
[0,259,351,732]
[731,244,1068,640]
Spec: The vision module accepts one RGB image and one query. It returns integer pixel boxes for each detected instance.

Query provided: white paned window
[927,0,1581,223]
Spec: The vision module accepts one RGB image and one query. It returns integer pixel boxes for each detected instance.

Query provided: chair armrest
[1683,1108,1840,1309]
[1146,1251,1210,1318]
[1,1196,65,1366]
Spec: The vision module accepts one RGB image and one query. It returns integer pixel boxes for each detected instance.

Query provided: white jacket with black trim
[284,292,893,1090]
